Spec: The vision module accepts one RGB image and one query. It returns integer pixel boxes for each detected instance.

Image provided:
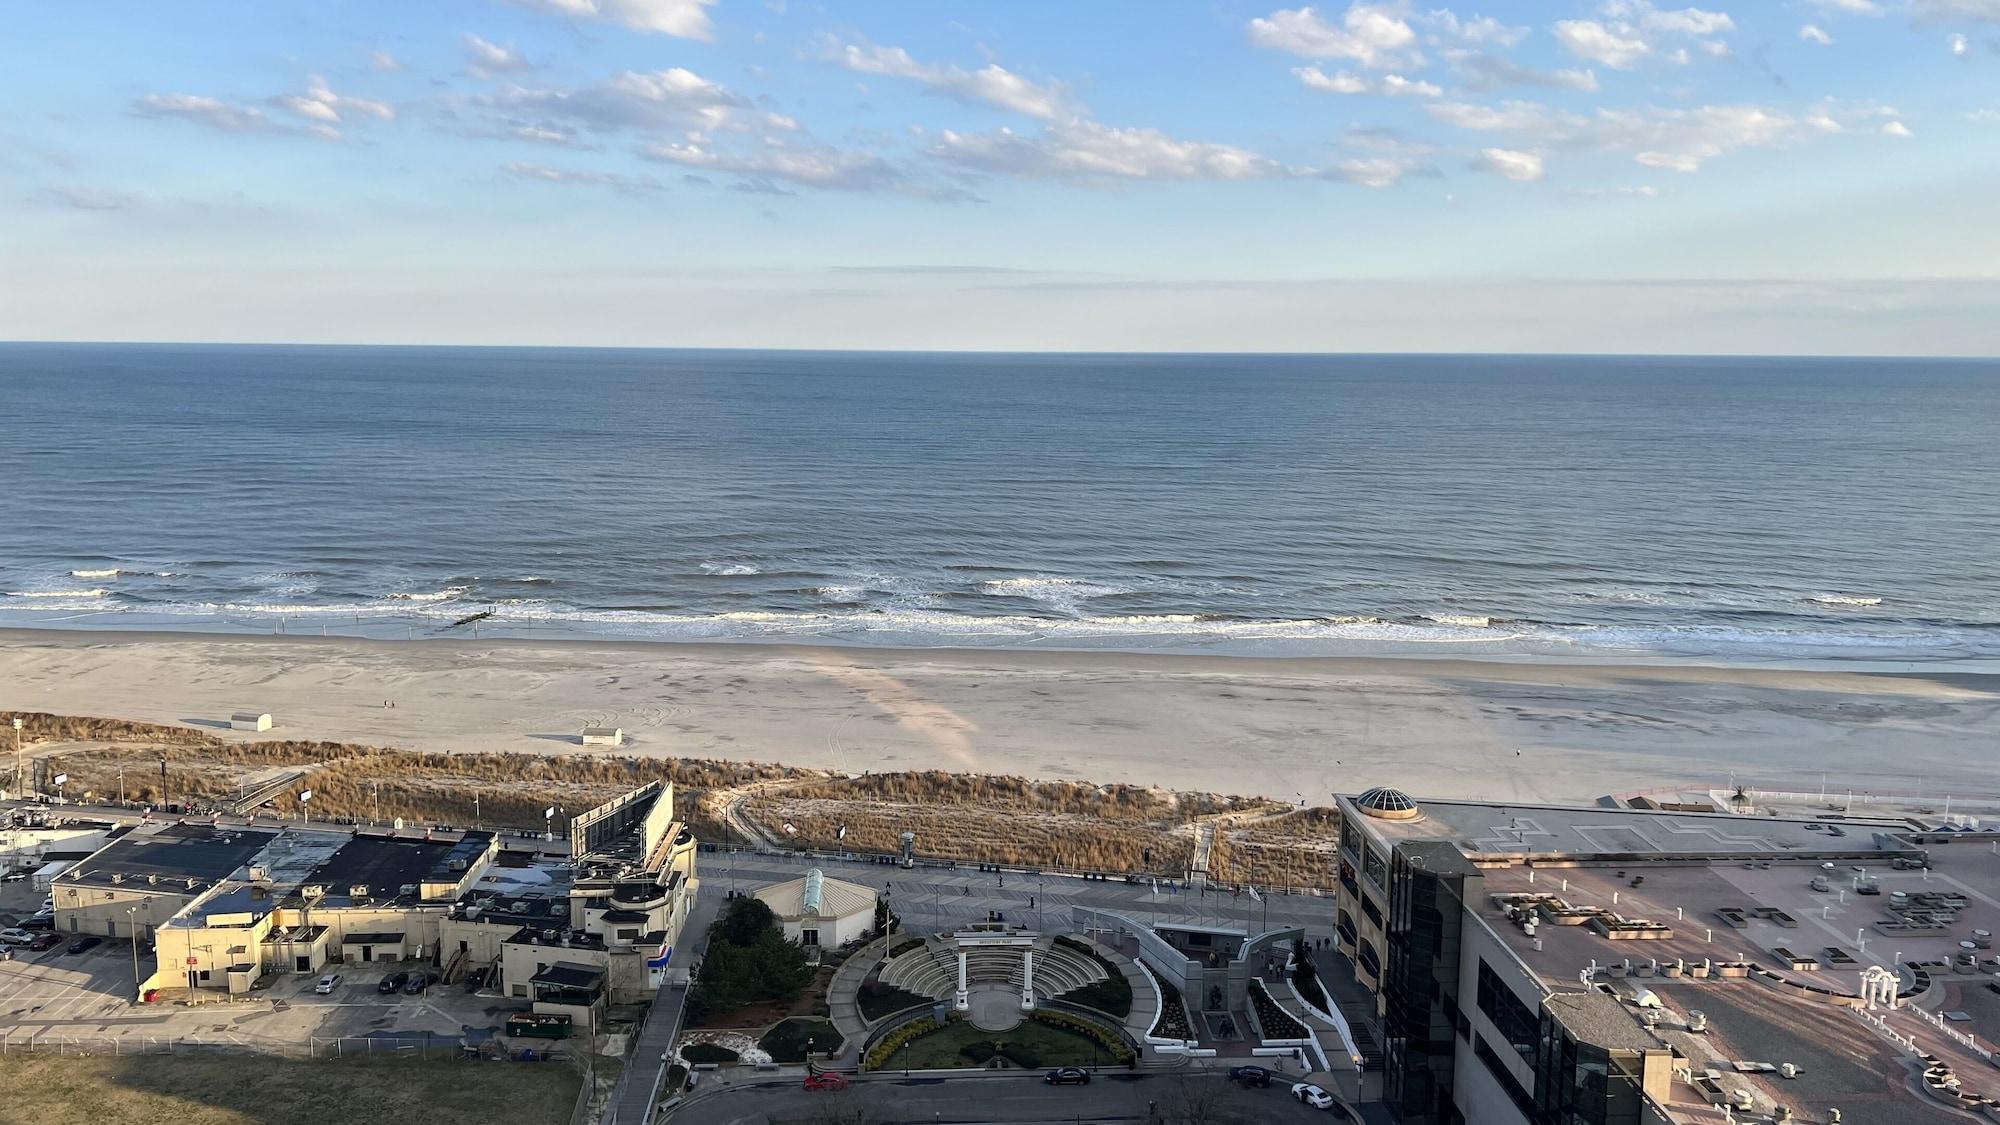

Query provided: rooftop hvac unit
[349,884,369,898]
[549,902,565,915]
[249,865,269,882]
[399,883,417,897]
[111,873,125,884]
[466,906,483,920]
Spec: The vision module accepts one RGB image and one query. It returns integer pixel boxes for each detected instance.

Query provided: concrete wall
[1456,910,1544,1101]
[53,884,196,939]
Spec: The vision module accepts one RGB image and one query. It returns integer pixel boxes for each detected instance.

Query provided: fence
[0,1031,511,1061]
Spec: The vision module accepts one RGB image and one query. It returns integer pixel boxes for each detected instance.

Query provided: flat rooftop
[293,830,493,908]
[1345,796,1916,860]
[1474,848,2000,1124]
[57,823,277,892]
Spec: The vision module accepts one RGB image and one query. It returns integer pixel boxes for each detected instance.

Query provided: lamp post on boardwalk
[127,906,141,1003]
[11,717,23,798]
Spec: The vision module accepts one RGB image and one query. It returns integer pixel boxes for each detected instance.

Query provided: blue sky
[3,0,1997,353]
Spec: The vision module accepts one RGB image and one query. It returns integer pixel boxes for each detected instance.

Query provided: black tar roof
[531,962,605,989]
[303,830,493,907]
[60,824,277,890]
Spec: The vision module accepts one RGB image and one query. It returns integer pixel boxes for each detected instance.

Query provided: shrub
[1248,979,1308,1041]
[1029,1010,1134,1066]
[957,1041,998,1064]
[863,1016,940,1071]
[1151,976,1194,1042]
[687,898,814,1023]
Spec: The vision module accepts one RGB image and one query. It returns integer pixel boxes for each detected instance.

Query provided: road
[671,1072,1369,1125]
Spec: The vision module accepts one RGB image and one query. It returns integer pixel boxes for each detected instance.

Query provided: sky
[2,0,1998,354]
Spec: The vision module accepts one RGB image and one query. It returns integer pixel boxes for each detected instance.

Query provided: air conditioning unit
[350,884,370,898]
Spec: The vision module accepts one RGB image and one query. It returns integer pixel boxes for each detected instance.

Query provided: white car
[1292,1084,1353,1116]
[313,974,341,994]
[0,928,34,945]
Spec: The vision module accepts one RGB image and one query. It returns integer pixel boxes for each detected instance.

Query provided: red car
[802,1072,850,1092]
[26,933,62,952]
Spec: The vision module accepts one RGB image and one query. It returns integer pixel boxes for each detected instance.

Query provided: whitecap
[700,563,761,576]
[1425,614,1494,628]
[1808,595,1883,607]
[8,588,109,598]
[70,568,121,578]
[387,586,470,602]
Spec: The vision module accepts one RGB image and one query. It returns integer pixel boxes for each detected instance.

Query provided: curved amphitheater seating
[880,940,1111,1001]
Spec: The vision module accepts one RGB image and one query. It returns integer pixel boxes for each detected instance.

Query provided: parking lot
[0,876,524,1050]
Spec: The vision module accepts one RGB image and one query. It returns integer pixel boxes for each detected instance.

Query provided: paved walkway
[607,893,718,1125]
[1090,934,1162,1050]
[822,934,886,1067]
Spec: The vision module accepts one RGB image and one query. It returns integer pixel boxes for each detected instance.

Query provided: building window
[1473,1034,1538,1120]
[1357,943,1381,978]
[617,928,639,940]
[1363,844,1388,890]
[1360,893,1384,929]
[513,984,527,998]
[801,929,819,947]
[1335,911,1358,948]
[1476,960,1539,1060]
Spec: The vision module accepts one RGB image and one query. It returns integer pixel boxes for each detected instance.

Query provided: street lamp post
[371,781,380,824]
[12,717,24,798]
[127,906,141,1003]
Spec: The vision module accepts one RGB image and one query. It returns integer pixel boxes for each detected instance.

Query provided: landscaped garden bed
[867,1012,1133,1071]
[1249,979,1309,1040]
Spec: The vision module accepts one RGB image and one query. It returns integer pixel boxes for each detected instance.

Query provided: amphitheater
[879,931,1114,1002]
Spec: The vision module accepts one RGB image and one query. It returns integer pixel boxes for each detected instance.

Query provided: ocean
[1,343,1996,665]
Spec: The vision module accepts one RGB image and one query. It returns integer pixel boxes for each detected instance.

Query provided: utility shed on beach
[230,712,273,732]
[581,727,623,747]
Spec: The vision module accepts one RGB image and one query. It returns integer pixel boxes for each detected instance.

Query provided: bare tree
[1159,1076,1228,1125]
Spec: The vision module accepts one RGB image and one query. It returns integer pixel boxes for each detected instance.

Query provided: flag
[1249,885,1262,902]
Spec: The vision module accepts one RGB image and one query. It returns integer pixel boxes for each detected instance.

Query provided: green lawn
[0,1052,580,1125]
[879,1018,1118,1071]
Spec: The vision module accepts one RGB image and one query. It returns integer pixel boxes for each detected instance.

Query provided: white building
[753,868,877,949]
[580,726,623,747]
[230,712,273,732]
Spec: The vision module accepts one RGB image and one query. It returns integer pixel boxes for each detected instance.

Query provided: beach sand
[1,628,1995,804]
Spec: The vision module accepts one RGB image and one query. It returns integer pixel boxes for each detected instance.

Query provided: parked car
[27,932,63,952]
[20,916,54,931]
[378,971,410,994]
[1291,1085,1352,1117]
[1229,1065,1274,1088]
[313,974,342,994]
[802,1072,849,1092]
[66,935,103,955]
[403,971,432,994]
[1044,1067,1092,1086]
[0,928,35,945]
[1,869,28,882]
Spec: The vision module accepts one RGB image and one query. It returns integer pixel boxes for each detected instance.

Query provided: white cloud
[1445,49,1600,91]
[1808,0,1879,12]
[501,161,663,191]
[825,41,1071,119]
[1553,20,1652,67]
[1293,66,1441,96]
[1327,155,1427,186]
[1969,108,2000,121]
[279,77,395,129]
[465,34,533,75]
[1632,4,1735,35]
[641,138,919,194]
[1429,98,1850,172]
[475,68,744,137]
[1799,24,1834,44]
[1912,0,2000,20]
[133,94,281,134]
[370,50,404,72]
[1473,147,1546,180]
[1426,11,1528,46]
[932,120,1291,182]
[1247,4,1423,69]
[1949,32,1970,54]
[509,0,716,40]
[1881,119,1913,136]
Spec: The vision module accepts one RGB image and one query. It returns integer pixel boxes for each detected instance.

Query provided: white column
[1021,948,1036,1010]
[955,949,969,1010]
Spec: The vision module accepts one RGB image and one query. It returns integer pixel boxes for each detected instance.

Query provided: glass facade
[1382,846,1474,1125]
[1477,960,1540,1060]
[1533,1011,1649,1125]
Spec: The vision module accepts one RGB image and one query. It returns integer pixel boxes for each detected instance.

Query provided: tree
[1159,1078,1226,1125]
[688,895,813,1022]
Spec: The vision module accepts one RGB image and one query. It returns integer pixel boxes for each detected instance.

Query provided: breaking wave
[1809,595,1883,607]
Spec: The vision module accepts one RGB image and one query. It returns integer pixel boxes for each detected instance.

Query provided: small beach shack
[581,726,624,748]
[230,711,274,732]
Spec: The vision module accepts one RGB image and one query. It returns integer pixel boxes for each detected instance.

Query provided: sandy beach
[1,628,1995,805]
